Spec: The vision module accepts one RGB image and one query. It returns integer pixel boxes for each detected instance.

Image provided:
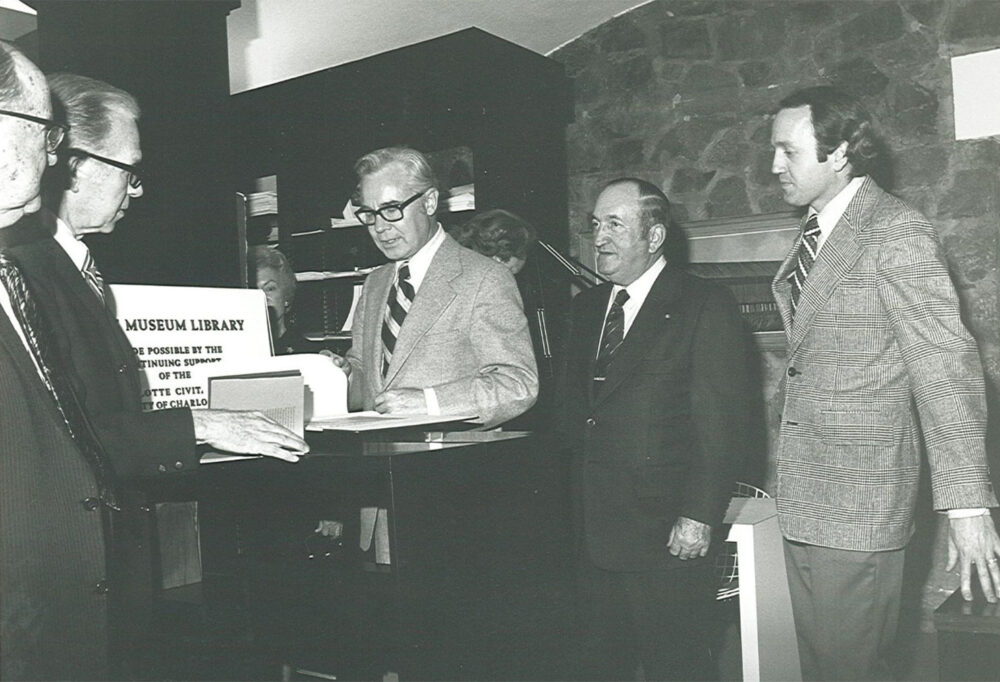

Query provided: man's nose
[129,183,144,198]
[771,151,784,175]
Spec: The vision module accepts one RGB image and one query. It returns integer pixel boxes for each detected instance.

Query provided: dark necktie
[381,262,414,377]
[595,288,630,379]
[82,250,106,304]
[0,252,119,509]
[789,214,821,313]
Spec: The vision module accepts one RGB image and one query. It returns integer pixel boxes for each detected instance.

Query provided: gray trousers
[783,539,904,681]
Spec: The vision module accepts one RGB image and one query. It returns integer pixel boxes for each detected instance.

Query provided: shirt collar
[46,209,91,272]
[617,255,666,306]
[606,255,667,337]
[398,223,445,292]
[810,176,865,250]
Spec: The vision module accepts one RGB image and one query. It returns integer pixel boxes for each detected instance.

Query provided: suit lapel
[772,219,804,341]
[383,236,460,386]
[786,179,874,353]
[593,267,680,406]
[581,284,613,407]
[364,264,395,392]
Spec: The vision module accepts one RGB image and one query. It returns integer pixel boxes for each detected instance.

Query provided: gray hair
[47,73,140,151]
[353,146,438,195]
[0,41,27,106]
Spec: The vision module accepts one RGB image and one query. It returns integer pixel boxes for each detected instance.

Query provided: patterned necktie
[595,288,630,379]
[789,214,821,313]
[81,250,106,304]
[0,251,119,509]
[381,262,415,377]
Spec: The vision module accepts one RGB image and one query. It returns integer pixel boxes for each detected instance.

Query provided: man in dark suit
[1,40,111,680]
[770,85,999,680]
[556,178,752,680]
[2,72,308,675]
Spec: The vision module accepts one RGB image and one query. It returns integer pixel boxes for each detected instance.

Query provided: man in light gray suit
[332,146,537,429]
[770,85,999,680]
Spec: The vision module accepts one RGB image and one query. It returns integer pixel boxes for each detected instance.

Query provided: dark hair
[779,86,880,177]
[453,209,537,263]
[0,41,26,106]
[601,177,687,265]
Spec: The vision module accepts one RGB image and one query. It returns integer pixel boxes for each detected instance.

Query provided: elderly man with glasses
[329,146,537,428]
[1,41,115,680]
[1,72,309,677]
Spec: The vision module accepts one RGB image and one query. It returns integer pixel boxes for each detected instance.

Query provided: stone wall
[550,0,1000,641]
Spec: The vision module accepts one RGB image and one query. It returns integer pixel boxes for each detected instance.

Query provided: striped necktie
[0,252,119,509]
[595,288,630,379]
[381,262,414,377]
[81,250,105,304]
[789,214,821,313]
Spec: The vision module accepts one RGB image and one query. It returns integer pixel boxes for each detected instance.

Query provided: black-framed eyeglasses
[67,148,143,189]
[354,189,427,226]
[0,108,68,153]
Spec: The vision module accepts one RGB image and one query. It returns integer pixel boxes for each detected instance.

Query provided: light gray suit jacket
[772,177,996,551]
[346,233,538,429]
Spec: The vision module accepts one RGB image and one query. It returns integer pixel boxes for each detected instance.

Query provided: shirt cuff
[946,508,990,519]
[423,387,440,415]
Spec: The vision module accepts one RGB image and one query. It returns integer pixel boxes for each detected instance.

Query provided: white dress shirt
[810,176,864,254]
[597,255,667,354]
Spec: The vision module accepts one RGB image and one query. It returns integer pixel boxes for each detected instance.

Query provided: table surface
[933,582,1000,633]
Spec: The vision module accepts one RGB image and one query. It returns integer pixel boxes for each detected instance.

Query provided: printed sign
[111,284,271,411]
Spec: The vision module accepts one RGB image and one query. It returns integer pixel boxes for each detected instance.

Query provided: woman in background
[453,209,559,430]
[451,208,535,275]
[251,244,302,354]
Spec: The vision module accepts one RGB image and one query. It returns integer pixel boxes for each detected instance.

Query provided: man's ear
[422,187,439,215]
[647,223,666,253]
[66,155,82,191]
[832,141,850,173]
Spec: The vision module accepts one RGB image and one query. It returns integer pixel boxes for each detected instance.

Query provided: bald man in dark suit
[556,178,753,681]
[1,40,111,680]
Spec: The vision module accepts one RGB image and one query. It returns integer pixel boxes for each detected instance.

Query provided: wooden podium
[724,497,802,682]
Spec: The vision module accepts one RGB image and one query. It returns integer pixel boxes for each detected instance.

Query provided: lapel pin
[664,314,671,319]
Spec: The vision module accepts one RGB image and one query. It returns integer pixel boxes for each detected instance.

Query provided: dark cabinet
[30,0,241,288]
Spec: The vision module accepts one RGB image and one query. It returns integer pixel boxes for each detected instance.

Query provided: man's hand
[192,409,308,462]
[946,513,1000,603]
[667,516,712,560]
[374,388,426,414]
[321,350,351,380]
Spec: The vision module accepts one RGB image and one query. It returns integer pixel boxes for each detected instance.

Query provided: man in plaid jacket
[770,85,999,681]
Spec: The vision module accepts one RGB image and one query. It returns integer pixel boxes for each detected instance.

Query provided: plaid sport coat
[772,177,996,551]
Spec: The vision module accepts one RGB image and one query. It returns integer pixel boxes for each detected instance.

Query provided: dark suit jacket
[0,311,110,680]
[556,266,752,572]
[1,214,200,655]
